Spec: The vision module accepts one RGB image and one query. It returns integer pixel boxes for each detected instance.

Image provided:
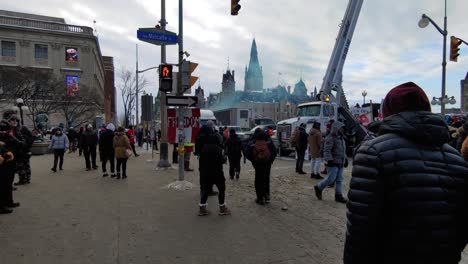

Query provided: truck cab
[276,101,365,156]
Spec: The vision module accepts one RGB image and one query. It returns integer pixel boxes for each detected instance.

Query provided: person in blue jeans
[313,121,348,203]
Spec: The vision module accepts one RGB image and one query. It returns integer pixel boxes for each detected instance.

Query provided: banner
[350,106,373,127]
[168,108,200,144]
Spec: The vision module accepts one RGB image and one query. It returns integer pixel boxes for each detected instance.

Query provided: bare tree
[117,68,147,127]
[0,67,61,128]
[56,95,101,129]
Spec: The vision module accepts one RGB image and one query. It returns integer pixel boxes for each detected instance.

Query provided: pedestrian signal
[159,64,173,92]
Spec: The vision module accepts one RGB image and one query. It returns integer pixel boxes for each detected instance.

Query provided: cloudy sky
[3,0,468,113]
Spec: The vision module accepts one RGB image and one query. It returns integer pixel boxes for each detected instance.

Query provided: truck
[213,108,252,131]
[276,0,367,156]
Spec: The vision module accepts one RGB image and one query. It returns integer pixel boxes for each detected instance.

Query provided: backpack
[253,140,271,163]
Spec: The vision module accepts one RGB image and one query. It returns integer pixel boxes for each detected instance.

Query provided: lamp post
[16,98,26,126]
[362,90,367,105]
[431,95,456,107]
[418,0,448,115]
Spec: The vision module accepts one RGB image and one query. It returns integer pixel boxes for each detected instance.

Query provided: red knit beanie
[382,82,431,118]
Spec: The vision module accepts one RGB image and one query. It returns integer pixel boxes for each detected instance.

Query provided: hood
[106,123,115,132]
[379,111,449,146]
[330,121,345,136]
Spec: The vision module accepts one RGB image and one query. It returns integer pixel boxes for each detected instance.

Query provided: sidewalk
[0,146,466,264]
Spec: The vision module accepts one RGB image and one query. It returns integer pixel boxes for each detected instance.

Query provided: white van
[200,109,218,130]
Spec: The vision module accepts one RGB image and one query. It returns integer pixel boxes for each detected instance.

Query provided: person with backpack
[225,128,243,180]
[245,128,277,205]
[198,130,231,216]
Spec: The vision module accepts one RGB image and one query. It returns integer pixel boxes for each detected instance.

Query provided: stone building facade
[0,10,110,127]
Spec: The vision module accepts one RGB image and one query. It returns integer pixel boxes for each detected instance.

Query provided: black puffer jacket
[344,111,468,264]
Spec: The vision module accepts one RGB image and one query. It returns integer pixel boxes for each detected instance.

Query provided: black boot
[314,185,322,200]
[335,194,348,203]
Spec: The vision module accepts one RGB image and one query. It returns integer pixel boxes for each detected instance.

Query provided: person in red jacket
[126,125,139,157]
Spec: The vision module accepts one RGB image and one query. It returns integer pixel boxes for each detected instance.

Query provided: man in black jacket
[295,123,308,174]
[344,82,468,264]
[80,124,98,170]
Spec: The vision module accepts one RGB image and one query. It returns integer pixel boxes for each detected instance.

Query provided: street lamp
[15,98,27,126]
[418,0,448,115]
[362,90,367,105]
[431,95,456,107]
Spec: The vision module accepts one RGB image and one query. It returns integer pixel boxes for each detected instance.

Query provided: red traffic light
[160,64,173,79]
[450,36,462,62]
[231,0,241,16]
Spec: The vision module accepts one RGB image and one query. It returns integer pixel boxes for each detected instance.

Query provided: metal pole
[441,0,447,116]
[157,0,171,168]
[177,0,185,181]
[136,44,139,126]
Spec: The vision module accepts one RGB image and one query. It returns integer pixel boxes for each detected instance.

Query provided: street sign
[166,95,198,107]
[137,28,178,45]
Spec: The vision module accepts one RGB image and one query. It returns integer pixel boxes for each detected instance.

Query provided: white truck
[276,0,367,156]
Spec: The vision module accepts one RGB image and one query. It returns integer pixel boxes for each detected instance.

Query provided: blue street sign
[137,28,178,45]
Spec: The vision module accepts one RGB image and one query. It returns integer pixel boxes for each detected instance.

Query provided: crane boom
[320,0,364,108]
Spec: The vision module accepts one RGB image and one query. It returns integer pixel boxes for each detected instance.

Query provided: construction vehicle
[276,0,367,156]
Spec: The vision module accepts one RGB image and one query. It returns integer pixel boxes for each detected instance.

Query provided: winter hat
[382,82,431,118]
[106,123,115,132]
[87,124,93,129]
[3,110,17,120]
[7,114,20,121]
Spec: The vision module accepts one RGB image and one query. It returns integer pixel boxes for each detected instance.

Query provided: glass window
[1,41,16,57]
[35,44,48,60]
[297,105,321,117]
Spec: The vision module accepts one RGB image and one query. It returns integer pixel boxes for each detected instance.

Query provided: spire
[227,57,230,71]
[250,38,258,63]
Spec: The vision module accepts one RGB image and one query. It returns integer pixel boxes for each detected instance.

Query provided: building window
[35,44,48,60]
[1,41,16,57]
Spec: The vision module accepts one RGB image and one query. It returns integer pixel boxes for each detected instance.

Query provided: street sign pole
[157,0,171,168]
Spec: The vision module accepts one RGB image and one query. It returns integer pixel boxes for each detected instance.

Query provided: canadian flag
[168,108,200,144]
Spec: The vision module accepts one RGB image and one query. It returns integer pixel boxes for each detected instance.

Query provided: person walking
[225,128,243,180]
[295,123,308,175]
[80,124,98,171]
[195,121,221,196]
[0,120,19,214]
[198,131,231,216]
[126,125,139,157]
[245,129,277,205]
[67,127,77,153]
[313,121,348,203]
[113,127,131,179]
[15,122,33,185]
[344,82,468,264]
[49,128,69,172]
[308,122,323,179]
[99,123,116,177]
[77,126,84,156]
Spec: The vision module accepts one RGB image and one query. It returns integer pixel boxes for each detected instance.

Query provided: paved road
[0,147,466,264]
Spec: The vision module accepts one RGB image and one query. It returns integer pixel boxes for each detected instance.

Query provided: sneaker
[0,207,13,214]
[335,194,348,204]
[255,198,266,205]
[314,185,322,200]
[198,206,210,216]
[219,205,231,216]
[103,173,109,177]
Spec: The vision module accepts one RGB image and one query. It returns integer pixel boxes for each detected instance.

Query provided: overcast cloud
[2,0,467,112]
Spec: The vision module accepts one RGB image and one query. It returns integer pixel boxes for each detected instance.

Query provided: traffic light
[450,36,462,62]
[231,0,241,16]
[181,60,198,94]
[159,64,173,92]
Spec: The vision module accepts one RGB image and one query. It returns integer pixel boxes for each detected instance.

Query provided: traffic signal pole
[177,0,185,182]
[157,0,171,168]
